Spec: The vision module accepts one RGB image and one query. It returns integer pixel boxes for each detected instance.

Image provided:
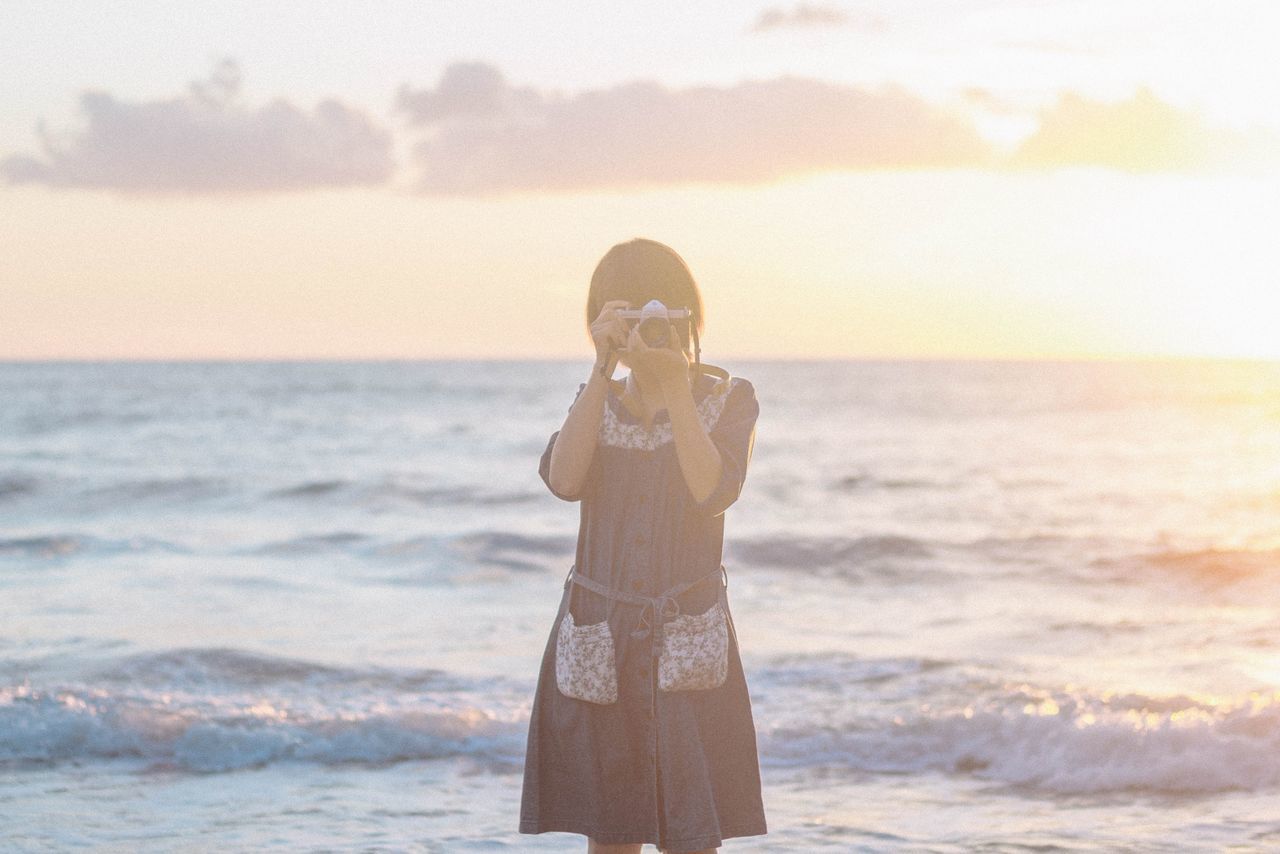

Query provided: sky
[2,0,1278,361]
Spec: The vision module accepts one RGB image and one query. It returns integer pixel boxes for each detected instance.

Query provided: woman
[518,238,768,853]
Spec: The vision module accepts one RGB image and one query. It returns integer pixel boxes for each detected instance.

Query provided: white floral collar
[599,374,738,451]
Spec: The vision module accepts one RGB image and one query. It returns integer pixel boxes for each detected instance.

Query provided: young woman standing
[518,238,767,853]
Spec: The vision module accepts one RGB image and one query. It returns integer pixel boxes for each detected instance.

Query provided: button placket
[648,648,658,719]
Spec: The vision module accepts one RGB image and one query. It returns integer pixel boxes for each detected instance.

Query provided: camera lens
[638,316,668,347]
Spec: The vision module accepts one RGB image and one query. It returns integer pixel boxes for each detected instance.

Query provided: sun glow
[1246,655,1280,687]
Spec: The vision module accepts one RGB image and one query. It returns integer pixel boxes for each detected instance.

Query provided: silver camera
[616,299,692,349]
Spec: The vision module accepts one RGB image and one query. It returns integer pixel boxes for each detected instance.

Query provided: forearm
[547,366,610,495]
[662,376,722,503]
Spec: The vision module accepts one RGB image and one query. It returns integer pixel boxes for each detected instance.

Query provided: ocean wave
[0,535,85,559]
[830,473,942,491]
[751,651,1280,795]
[729,534,934,570]
[79,476,233,504]
[378,484,540,507]
[4,647,1280,793]
[1,647,522,772]
[91,647,461,693]
[1139,546,1280,584]
[245,529,574,572]
[0,474,40,501]
[760,686,1280,795]
[729,531,1130,579]
[0,533,190,561]
[445,530,575,573]
[266,479,349,498]
[13,408,153,436]
[252,531,371,556]
[264,478,540,508]
[0,683,523,773]
[449,530,574,557]
[1083,545,1280,595]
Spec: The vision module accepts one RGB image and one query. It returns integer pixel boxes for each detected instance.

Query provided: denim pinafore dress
[518,371,768,853]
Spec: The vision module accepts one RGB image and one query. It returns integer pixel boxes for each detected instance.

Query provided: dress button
[634,535,645,546]
[630,578,645,592]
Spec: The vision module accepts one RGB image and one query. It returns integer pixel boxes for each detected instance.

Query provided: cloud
[1,59,395,195]
[995,38,1108,57]
[748,3,885,33]
[394,61,994,195]
[8,60,1271,199]
[1009,85,1279,173]
[394,62,544,123]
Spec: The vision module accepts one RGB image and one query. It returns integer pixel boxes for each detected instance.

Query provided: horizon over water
[8,353,1280,362]
[3,357,1280,851]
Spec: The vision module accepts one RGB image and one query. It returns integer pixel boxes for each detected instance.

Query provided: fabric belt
[563,563,728,647]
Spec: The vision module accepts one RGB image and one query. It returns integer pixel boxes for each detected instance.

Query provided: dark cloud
[394,61,994,195]
[1,59,395,195]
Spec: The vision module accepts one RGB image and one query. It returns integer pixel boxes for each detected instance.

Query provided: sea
[2,358,1279,852]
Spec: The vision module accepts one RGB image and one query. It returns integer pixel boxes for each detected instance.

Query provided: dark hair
[586,238,705,352]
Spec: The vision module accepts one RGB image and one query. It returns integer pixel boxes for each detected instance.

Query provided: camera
[596,296,723,384]
[616,299,692,349]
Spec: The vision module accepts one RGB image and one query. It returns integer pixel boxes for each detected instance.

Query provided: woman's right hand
[589,299,631,363]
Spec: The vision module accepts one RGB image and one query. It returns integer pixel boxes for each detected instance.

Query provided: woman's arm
[662,374,723,504]
[668,376,759,516]
[545,366,611,499]
[544,299,631,499]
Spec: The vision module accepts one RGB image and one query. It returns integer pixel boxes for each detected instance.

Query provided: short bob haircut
[586,238,706,355]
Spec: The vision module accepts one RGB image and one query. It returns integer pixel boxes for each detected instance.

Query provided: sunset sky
[2,0,1278,361]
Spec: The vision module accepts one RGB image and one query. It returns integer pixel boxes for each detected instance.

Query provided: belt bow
[630,594,683,642]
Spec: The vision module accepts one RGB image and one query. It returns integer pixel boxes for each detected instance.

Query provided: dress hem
[518,816,768,850]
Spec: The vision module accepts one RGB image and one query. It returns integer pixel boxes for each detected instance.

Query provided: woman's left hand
[624,322,690,394]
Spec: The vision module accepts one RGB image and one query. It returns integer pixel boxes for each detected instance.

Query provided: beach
[3,358,1280,851]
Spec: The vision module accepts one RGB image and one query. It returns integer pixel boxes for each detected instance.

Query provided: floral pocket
[658,600,729,692]
[555,611,618,704]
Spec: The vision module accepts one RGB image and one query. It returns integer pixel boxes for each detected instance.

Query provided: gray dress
[518,370,768,852]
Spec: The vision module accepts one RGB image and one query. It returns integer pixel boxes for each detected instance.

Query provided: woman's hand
[589,299,631,369]
[624,322,691,397]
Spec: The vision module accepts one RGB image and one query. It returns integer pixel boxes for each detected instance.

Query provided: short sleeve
[686,377,759,517]
[538,382,597,502]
